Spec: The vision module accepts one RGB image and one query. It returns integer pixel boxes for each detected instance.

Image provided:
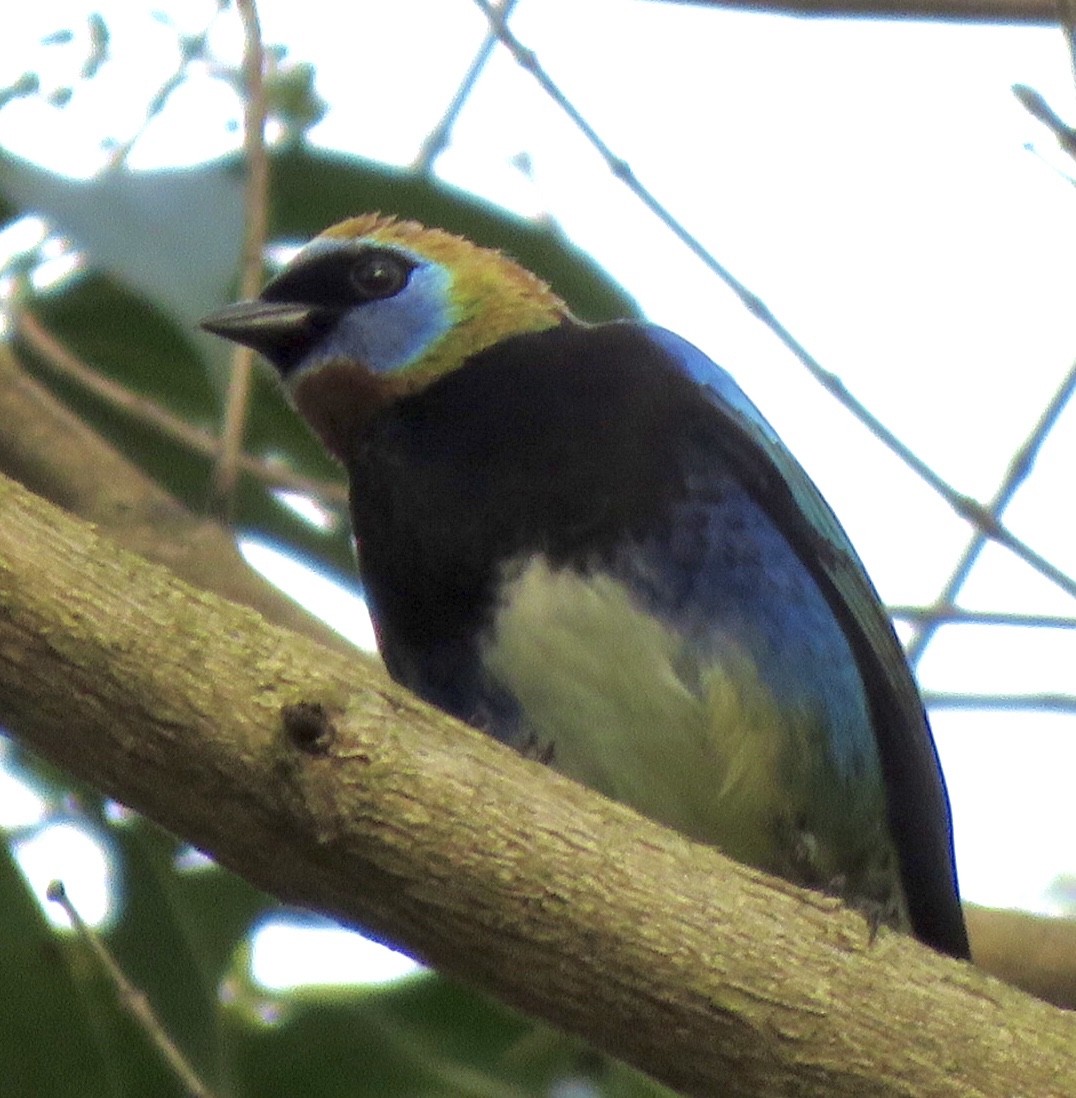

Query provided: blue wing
[633,323,966,955]
[482,325,905,922]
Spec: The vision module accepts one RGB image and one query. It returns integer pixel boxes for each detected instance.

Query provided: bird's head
[201,214,569,461]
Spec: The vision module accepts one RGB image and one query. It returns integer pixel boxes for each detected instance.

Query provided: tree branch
[212,0,271,511]
[1,471,1073,1097]
[0,342,351,654]
[966,905,1076,1011]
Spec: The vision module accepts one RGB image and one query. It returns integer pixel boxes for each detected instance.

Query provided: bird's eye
[349,253,410,300]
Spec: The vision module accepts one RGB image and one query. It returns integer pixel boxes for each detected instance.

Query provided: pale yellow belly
[483,556,910,928]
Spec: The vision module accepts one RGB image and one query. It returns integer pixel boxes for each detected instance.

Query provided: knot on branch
[281,700,337,754]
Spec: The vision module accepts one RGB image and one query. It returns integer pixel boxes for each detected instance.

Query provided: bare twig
[412,0,521,173]
[15,310,347,506]
[905,357,1076,664]
[921,692,1076,712]
[1013,84,1076,160]
[103,11,224,171]
[890,606,1076,630]
[1056,0,1076,94]
[47,881,218,1098]
[471,0,1076,608]
[212,0,270,515]
[16,311,211,455]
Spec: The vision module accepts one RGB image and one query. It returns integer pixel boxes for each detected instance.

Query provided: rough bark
[1,471,1074,1097]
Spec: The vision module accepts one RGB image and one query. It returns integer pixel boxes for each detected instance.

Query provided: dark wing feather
[642,324,969,958]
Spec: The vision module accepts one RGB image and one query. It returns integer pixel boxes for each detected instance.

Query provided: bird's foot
[518,730,555,766]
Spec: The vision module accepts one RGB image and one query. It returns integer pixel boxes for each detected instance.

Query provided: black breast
[348,321,710,682]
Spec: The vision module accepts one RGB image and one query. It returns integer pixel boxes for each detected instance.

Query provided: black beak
[200,300,335,370]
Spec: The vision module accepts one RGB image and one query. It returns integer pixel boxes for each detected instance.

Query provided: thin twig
[412,0,521,173]
[921,692,1076,713]
[904,357,1076,665]
[103,13,224,171]
[15,310,347,505]
[212,0,270,515]
[470,0,1076,608]
[889,606,1076,630]
[46,881,219,1098]
[1056,0,1076,97]
[1013,83,1076,160]
[16,311,211,455]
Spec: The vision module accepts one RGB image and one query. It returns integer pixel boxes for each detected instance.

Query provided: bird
[201,213,969,959]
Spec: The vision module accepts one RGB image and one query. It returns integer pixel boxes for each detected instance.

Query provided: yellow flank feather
[483,556,910,927]
[320,214,570,388]
[484,556,798,864]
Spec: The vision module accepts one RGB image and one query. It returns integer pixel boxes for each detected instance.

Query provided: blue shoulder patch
[640,324,784,448]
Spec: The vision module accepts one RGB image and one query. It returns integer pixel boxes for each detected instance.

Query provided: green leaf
[100,819,279,1093]
[225,968,677,1097]
[0,149,246,332]
[227,970,542,1097]
[0,840,114,1097]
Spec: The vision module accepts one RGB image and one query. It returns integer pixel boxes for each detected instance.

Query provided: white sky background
[2,0,1076,960]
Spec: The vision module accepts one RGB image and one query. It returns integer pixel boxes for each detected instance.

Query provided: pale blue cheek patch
[299,260,455,376]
